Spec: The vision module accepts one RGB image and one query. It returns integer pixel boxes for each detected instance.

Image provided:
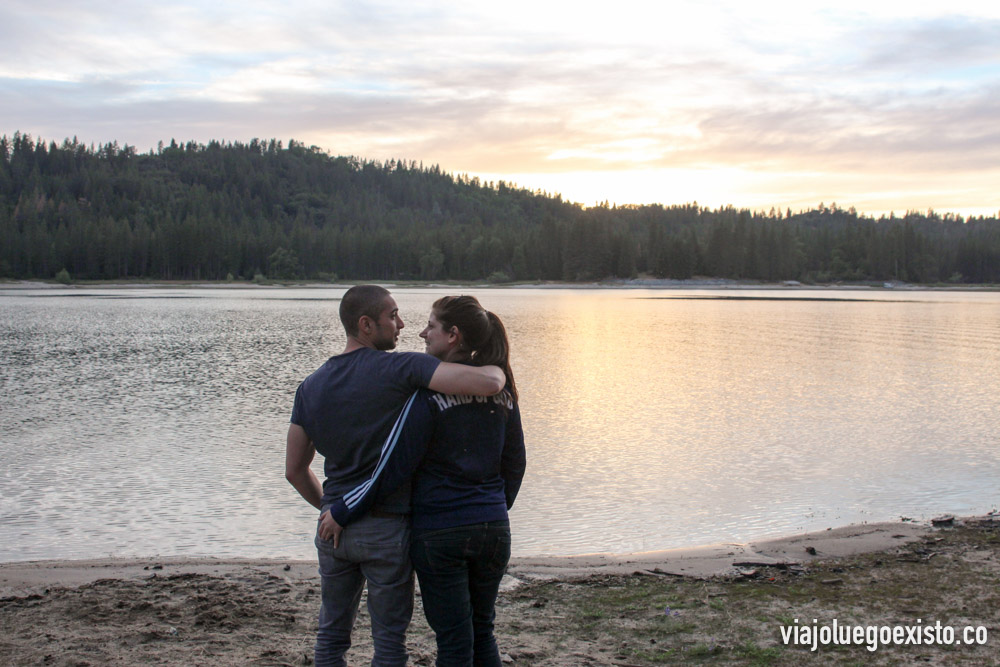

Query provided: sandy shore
[506,520,932,582]
[5,519,972,666]
[0,521,932,598]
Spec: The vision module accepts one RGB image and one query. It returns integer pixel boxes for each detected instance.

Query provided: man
[285,285,505,667]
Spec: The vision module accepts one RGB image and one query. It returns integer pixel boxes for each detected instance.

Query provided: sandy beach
[4,517,997,665]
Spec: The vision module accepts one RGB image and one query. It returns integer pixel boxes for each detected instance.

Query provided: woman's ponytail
[482,310,517,403]
[432,296,518,403]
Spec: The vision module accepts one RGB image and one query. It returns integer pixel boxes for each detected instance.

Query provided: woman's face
[419,311,457,360]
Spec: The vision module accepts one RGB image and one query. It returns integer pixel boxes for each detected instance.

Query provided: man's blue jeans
[314,513,413,667]
[410,521,511,667]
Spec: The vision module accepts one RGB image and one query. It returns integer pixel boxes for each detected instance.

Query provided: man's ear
[359,316,373,335]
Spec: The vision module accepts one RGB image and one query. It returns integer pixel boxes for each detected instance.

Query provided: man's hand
[319,510,344,548]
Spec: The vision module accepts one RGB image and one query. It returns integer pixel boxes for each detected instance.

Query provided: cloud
[860,16,1000,71]
[2,1,998,212]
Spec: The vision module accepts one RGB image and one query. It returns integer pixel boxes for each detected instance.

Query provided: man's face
[371,297,403,350]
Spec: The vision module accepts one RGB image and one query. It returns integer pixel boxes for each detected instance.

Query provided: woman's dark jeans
[410,521,511,667]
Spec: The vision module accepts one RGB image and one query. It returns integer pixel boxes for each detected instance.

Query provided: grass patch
[496,519,1000,665]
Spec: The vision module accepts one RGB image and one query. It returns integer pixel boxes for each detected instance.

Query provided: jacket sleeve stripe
[342,391,418,509]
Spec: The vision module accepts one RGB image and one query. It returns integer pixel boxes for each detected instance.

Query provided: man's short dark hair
[340,285,391,337]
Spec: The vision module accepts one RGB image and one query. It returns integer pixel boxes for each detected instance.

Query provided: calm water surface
[1,286,998,562]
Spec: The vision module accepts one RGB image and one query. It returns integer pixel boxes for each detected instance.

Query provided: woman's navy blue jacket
[327,385,525,532]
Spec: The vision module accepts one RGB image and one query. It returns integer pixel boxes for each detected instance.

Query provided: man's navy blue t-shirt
[290,347,440,513]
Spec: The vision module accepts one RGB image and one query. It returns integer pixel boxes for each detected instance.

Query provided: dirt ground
[1,517,997,666]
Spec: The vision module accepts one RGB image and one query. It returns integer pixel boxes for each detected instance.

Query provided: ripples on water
[1,287,998,561]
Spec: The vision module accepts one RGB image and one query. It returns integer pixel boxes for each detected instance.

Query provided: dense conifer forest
[1,132,998,284]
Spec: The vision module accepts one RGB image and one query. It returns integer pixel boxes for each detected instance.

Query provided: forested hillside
[2,133,998,283]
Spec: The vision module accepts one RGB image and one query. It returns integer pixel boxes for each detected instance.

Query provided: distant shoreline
[2,278,999,291]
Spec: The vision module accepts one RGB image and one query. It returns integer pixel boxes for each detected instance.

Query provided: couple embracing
[285,285,526,666]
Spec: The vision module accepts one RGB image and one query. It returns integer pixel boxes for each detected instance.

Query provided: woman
[326,295,526,666]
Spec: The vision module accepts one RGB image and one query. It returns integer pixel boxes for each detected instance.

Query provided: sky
[2,0,999,217]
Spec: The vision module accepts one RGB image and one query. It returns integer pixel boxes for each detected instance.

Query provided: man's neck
[342,336,374,354]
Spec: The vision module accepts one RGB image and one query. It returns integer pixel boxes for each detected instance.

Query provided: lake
[1,285,998,562]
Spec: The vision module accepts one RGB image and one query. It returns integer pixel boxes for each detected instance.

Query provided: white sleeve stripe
[343,391,418,509]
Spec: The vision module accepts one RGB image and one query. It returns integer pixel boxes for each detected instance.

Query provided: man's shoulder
[301,348,438,391]
[305,347,418,370]
[343,348,438,371]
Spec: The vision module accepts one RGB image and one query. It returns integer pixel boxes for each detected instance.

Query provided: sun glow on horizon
[465,167,1000,219]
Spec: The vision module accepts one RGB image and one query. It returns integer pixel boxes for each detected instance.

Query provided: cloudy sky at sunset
[3,0,998,216]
